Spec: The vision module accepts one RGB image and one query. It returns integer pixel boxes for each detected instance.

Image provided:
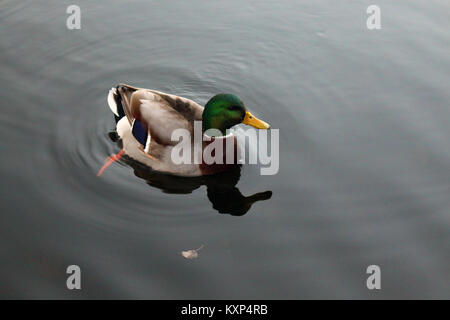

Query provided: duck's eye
[229,105,241,111]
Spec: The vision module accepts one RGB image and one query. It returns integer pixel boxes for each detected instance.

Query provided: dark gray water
[1,0,449,299]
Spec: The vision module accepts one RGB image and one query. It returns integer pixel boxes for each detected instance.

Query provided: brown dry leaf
[181,245,204,259]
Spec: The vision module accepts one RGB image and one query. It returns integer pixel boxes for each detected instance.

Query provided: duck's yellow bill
[242,111,270,129]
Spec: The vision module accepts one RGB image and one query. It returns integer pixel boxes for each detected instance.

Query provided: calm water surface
[1,0,449,298]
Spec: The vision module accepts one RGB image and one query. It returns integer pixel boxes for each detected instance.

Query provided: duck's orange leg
[97,149,125,176]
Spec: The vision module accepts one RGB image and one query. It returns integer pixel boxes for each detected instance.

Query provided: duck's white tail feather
[107,84,138,124]
[107,87,119,116]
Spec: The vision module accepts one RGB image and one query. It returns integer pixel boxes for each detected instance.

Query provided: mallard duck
[105,84,270,176]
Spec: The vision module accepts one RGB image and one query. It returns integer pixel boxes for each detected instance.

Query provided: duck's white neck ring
[203,132,234,140]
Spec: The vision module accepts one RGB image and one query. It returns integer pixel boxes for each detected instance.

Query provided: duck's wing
[108,84,204,147]
[131,89,203,146]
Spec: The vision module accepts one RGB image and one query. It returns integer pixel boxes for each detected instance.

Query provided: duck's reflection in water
[109,132,272,215]
[122,155,272,216]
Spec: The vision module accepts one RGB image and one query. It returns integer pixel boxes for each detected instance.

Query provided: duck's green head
[202,94,270,136]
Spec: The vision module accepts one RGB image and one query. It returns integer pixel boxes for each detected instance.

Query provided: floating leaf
[181,245,204,259]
